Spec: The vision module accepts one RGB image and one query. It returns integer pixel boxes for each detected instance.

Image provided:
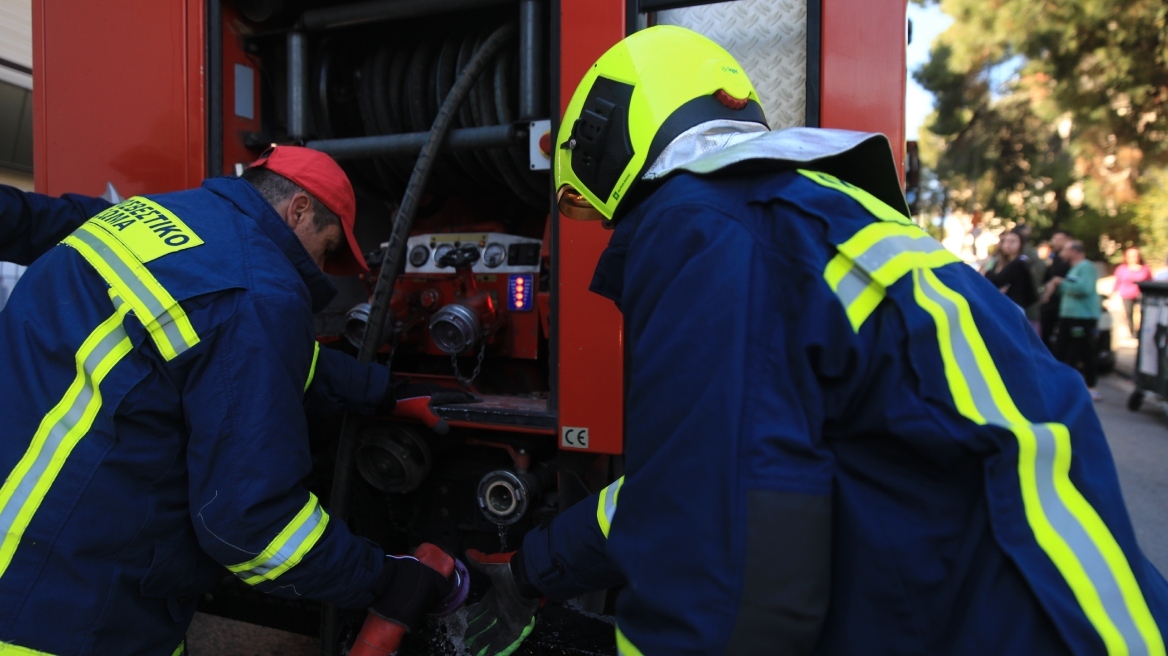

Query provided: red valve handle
[349,544,455,656]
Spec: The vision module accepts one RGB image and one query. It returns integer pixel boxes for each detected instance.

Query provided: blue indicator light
[508,274,534,312]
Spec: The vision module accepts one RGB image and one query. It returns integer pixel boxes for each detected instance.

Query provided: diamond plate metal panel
[658,0,807,129]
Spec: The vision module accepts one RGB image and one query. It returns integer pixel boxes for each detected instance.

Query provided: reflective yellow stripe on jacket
[227,493,330,586]
[596,477,624,539]
[0,292,134,581]
[802,170,959,332]
[616,626,644,656]
[798,169,916,227]
[823,221,959,331]
[63,207,200,361]
[913,268,1163,655]
[597,479,632,652]
[304,342,321,393]
[811,169,1163,654]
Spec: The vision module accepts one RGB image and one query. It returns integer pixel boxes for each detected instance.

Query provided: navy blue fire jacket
[0,185,112,266]
[519,168,1168,655]
[0,182,388,421]
[0,177,389,655]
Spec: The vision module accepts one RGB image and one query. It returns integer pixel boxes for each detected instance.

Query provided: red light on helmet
[714,89,748,110]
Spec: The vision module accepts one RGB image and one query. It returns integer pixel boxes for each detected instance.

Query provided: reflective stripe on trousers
[0,291,133,580]
[227,493,330,586]
[596,477,625,539]
[913,268,1163,655]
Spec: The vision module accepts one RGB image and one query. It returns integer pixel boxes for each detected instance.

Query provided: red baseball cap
[248,145,368,276]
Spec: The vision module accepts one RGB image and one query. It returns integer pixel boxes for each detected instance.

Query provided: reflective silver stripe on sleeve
[236,504,326,580]
[853,233,951,274]
[833,265,876,310]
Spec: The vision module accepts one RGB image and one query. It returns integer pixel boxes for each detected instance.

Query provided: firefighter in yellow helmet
[462,25,1168,656]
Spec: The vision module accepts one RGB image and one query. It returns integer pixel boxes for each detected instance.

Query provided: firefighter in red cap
[0,145,469,654]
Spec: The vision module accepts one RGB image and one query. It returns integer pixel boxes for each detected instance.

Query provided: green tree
[1131,167,1168,265]
[914,45,1074,233]
[913,0,1168,255]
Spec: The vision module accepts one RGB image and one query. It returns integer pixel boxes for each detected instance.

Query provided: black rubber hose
[319,21,517,656]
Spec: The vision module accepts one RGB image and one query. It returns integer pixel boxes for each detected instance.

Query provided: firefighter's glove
[371,553,455,632]
[463,549,542,656]
[379,383,478,435]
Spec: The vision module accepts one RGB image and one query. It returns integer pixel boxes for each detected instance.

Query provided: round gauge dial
[408,245,430,268]
[433,244,454,267]
[483,243,507,268]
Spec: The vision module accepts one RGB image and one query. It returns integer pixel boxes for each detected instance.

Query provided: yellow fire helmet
[555,25,768,222]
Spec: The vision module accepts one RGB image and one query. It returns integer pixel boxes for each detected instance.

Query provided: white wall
[0,0,31,90]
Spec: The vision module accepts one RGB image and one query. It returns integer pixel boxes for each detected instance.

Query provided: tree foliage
[914,0,1168,255]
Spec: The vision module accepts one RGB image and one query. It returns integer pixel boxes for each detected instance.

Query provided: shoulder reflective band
[171,640,186,656]
[836,223,959,289]
[228,493,330,586]
[0,639,55,655]
[912,267,1164,655]
[0,292,133,580]
[596,476,625,539]
[616,626,645,656]
[824,256,883,332]
[304,342,321,393]
[88,196,204,263]
[797,169,914,226]
[64,223,200,361]
[824,221,960,332]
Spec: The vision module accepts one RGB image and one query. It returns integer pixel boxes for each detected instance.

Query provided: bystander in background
[984,230,1037,319]
[1046,240,1102,400]
[1040,231,1071,350]
[1018,225,1045,330]
[1114,246,1151,342]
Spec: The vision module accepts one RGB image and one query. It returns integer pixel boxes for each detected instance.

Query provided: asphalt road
[1095,372,1168,572]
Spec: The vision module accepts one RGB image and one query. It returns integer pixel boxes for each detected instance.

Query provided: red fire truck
[33,0,906,652]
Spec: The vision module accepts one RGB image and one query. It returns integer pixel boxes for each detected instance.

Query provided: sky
[906,3,953,140]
